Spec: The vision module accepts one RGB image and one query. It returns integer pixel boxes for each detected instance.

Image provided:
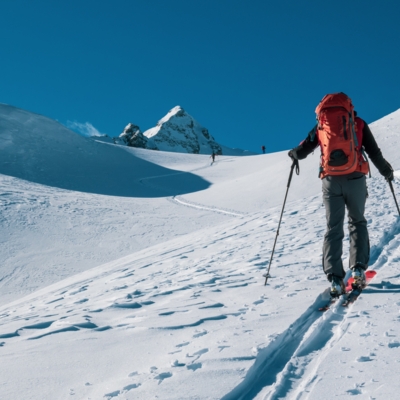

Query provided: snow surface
[1,103,400,399]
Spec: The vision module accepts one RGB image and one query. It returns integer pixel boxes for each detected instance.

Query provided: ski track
[172,196,246,217]
[138,159,247,217]
[221,188,400,400]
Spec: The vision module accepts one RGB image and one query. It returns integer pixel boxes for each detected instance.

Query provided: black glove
[382,161,394,182]
[288,149,298,160]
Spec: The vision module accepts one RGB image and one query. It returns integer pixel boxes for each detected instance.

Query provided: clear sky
[1,0,400,154]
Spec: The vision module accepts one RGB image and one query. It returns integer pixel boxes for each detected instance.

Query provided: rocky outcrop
[118,123,157,149]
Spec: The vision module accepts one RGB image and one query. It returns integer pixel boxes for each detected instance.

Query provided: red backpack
[315,92,369,178]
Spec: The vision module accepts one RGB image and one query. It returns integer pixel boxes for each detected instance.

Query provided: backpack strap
[349,113,358,148]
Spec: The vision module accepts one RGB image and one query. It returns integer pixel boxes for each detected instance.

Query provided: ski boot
[350,264,366,290]
[330,275,346,298]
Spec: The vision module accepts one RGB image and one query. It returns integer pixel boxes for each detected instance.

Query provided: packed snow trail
[220,292,330,400]
[136,159,247,217]
[173,196,246,217]
[222,195,400,400]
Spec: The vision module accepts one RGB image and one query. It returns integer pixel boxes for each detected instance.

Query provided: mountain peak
[157,105,185,126]
[137,106,222,155]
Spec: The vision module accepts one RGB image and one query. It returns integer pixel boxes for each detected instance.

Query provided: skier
[288,93,394,298]
[210,151,216,164]
[262,145,266,154]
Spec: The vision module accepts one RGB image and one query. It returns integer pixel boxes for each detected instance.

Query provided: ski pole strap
[287,159,299,188]
[294,159,300,175]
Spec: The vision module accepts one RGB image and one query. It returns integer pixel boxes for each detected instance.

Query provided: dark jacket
[291,118,392,177]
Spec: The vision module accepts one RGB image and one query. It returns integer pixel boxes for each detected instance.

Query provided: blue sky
[1,0,399,154]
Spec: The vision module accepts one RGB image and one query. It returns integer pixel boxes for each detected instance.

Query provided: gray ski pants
[322,172,369,280]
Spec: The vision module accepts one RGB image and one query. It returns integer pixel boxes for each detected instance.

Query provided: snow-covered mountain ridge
[1,103,400,399]
[116,105,255,156]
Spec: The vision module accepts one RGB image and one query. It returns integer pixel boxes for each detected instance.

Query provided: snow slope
[1,104,400,399]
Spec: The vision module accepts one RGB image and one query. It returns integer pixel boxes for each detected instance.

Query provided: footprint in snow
[73,298,88,304]
[154,372,173,384]
[199,303,224,309]
[346,388,362,395]
[104,390,120,398]
[187,362,202,371]
[176,341,190,348]
[193,348,208,356]
[171,359,186,367]
[187,348,208,362]
[193,330,208,338]
[46,297,64,304]
[123,383,141,391]
[69,286,88,296]
[356,355,373,362]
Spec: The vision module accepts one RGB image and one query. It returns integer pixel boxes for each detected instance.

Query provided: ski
[318,297,339,311]
[342,270,377,307]
[318,270,377,311]
[341,288,362,307]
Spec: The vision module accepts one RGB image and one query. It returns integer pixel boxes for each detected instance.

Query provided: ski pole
[264,158,299,285]
[388,179,400,216]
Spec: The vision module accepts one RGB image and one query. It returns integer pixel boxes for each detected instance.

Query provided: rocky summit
[118,123,156,149]
[119,106,222,155]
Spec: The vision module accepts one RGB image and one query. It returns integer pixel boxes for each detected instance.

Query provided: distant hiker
[210,151,216,163]
[261,145,266,154]
[288,92,394,298]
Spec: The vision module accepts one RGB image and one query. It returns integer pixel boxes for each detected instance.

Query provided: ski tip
[366,270,377,278]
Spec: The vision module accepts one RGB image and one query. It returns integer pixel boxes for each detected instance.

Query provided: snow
[142,106,223,155]
[1,103,400,399]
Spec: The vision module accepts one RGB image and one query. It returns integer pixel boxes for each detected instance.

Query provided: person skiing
[288,92,394,298]
[262,145,266,154]
[210,151,216,163]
